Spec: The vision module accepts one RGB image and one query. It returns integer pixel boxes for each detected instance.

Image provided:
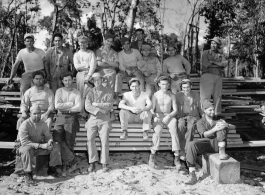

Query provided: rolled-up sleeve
[70,91,82,112]
[20,90,30,112]
[88,52,97,76]
[196,119,207,138]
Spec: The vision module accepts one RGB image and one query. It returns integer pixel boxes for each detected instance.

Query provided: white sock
[174,150,180,156]
[189,167,196,173]
[218,141,226,148]
[151,150,156,155]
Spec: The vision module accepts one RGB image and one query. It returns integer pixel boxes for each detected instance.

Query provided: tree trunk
[51,6,59,46]
[127,0,139,40]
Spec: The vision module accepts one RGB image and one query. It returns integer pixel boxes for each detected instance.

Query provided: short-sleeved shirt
[96,46,118,73]
[118,49,142,71]
[196,116,218,139]
[137,56,162,76]
[17,48,45,72]
[122,91,149,108]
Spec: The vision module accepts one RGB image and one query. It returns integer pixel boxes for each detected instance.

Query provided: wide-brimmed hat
[210,37,221,45]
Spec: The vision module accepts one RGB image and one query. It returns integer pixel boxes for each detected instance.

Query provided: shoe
[62,164,67,177]
[143,131,149,141]
[47,166,59,177]
[68,157,78,173]
[25,172,35,184]
[185,171,197,185]
[120,131,128,140]
[102,164,109,172]
[174,156,181,171]
[149,153,156,168]
[219,147,229,160]
[88,162,96,173]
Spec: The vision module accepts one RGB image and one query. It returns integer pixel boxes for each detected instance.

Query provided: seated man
[18,104,62,184]
[149,76,181,169]
[137,43,162,96]
[85,72,114,173]
[115,37,145,94]
[17,70,54,131]
[118,78,152,141]
[176,79,203,160]
[185,101,230,185]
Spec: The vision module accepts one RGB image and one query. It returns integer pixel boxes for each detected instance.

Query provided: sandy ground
[0,152,265,195]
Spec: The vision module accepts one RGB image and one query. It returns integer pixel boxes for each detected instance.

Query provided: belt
[60,111,79,114]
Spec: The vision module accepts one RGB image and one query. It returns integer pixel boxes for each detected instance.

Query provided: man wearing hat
[131,29,148,51]
[149,76,181,169]
[185,100,230,185]
[137,43,162,96]
[7,34,46,98]
[18,104,62,184]
[115,37,145,94]
[44,33,74,94]
[118,77,152,140]
[85,72,114,173]
[73,35,97,117]
[96,33,119,92]
[200,37,228,116]
[176,79,203,161]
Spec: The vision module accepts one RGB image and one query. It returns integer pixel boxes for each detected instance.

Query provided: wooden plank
[226,141,265,148]
[0,142,15,149]
[0,91,20,96]
[0,104,20,109]
[241,163,265,172]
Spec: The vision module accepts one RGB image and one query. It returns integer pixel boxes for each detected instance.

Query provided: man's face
[158,80,170,91]
[182,83,191,96]
[104,38,113,48]
[142,49,150,57]
[24,38,34,48]
[54,36,63,48]
[136,31,143,41]
[204,106,215,118]
[167,46,176,56]
[79,40,88,50]
[211,41,218,51]
[123,41,131,51]
[30,109,41,123]
[62,75,73,88]
[93,77,102,88]
[130,81,140,94]
[33,75,44,87]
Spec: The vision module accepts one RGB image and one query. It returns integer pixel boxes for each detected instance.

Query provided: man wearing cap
[176,79,203,160]
[118,77,152,140]
[45,33,74,94]
[163,42,191,94]
[18,104,62,184]
[96,33,119,92]
[16,70,54,131]
[137,43,162,96]
[149,76,181,169]
[7,34,46,98]
[85,72,114,173]
[115,37,145,93]
[185,101,230,185]
[200,37,228,116]
[73,35,97,116]
[131,29,148,51]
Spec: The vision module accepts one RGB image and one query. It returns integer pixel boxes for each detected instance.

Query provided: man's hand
[99,109,107,114]
[48,140,53,146]
[92,102,99,107]
[46,74,51,82]
[154,117,161,123]
[154,77,159,83]
[162,115,171,125]
[130,107,142,114]
[21,111,28,119]
[40,143,48,150]
[41,112,49,121]
[214,121,227,132]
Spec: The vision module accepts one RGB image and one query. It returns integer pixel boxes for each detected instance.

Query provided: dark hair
[158,76,171,84]
[129,79,140,87]
[135,28,144,34]
[52,33,63,42]
[32,70,45,79]
[60,71,73,80]
[180,79,192,89]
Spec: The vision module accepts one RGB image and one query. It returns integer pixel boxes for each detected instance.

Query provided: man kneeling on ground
[185,101,230,185]
[17,104,62,184]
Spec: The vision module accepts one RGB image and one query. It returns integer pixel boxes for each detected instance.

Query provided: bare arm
[9,59,21,80]
[182,56,191,75]
[118,99,133,111]
[143,96,152,111]
[151,94,157,114]
[168,94,178,118]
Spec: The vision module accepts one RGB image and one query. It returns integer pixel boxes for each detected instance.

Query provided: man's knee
[19,145,33,155]
[119,109,129,118]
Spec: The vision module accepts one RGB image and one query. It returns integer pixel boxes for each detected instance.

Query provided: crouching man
[185,101,230,185]
[149,76,181,169]
[17,104,62,184]
[85,72,114,173]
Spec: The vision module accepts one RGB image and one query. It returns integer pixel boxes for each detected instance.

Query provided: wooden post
[235,58,239,77]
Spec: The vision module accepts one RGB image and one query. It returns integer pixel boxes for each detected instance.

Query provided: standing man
[163,43,191,94]
[118,78,152,140]
[7,34,46,98]
[85,72,113,173]
[176,79,203,160]
[18,104,62,184]
[45,33,74,94]
[115,37,144,94]
[73,35,97,116]
[16,70,54,131]
[96,33,119,92]
[131,29,148,51]
[149,76,181,169]
[200,37,228,116]
[185,101,230,185]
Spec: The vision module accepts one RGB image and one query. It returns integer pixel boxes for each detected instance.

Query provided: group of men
[8,29,229,185]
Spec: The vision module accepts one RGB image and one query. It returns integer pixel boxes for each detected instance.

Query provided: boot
[102,164,109,172]
[219,147,229,160]
[88,162,96,173]
[68,157,78,173]
[149,153,156,168]
[25,172,35,185]
[62,164,67,177]
[120,130,128,140]
[47,166,59,177]
[185,171,197,185]
[174,155,181,171]
[143,131,149,141]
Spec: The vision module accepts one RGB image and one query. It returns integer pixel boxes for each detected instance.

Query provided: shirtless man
[118,78,152,140]
[149,76,181,169]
